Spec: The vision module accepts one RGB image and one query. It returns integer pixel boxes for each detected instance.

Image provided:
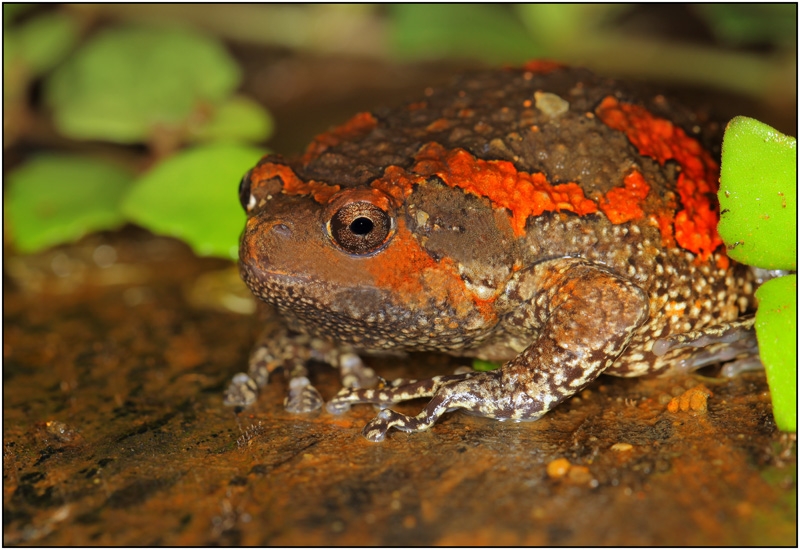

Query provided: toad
[226,62,759,441]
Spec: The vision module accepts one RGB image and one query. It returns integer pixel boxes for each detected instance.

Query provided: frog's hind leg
[651,316,761,377]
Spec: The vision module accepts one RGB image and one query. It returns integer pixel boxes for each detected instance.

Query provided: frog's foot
[652,316,755,357]
[720,355,764,377]
[359,370,541,442]
[284,376,324,413]
[246,344,283,388]
[325,372,479,415]
[653,316,760,376]
[224,373,259,407]
[224,343,285,408]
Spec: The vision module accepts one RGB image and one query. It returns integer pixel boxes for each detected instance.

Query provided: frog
[225,61,761,442]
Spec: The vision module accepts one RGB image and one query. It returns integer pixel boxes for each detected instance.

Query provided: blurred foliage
[4,7,272,259]
[718,119,797,431]
[4,11,78,75]
[187,96,273,145]
[4,9,80,134]
[3,4,796,261]
[695,4,798,46]
[391,4,540,63]
[122,144,263,259]
[46,26,244,144]
[6,155,134,252]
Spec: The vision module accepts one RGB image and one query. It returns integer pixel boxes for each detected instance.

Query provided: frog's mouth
[239,262,315,304]
[240,262,391,319]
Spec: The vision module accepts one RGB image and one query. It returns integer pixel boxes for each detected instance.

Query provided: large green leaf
[719,116,797,433]
[6,155,134,253]
[755,275,797,432]
[719,117,796,270]
[46,25,241,143]
[122,144,264,259]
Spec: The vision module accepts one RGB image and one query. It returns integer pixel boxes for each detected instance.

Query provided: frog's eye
[238,170,255,211]
[328,201,394,255]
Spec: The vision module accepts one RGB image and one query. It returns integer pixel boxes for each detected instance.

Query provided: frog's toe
[325,391,354,414]
[339,353,378,389]
[326,385,390,415]
[362,409,418,442]
[652,316,756,357]
[720,355,764,377]
[224,373,258,407]
[284,376,324,413]
[362,388,462,441]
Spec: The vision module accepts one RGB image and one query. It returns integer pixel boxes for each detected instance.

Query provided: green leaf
[754,275,797,432]
[5,155,135,253]
[694,4,797,47]
[122,143,264,259]
[516,4,629,45]
[4,12,79,106]
[390,4,541,63]
[188,95,274,144]
[13,12,79,73]
[46,25,241,143]
[718,116,796,270]
[472,359,501,372]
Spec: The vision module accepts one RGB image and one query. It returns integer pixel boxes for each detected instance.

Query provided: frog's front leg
[224,322,317,409]
[224,322,377,412]
[350,261,649,441]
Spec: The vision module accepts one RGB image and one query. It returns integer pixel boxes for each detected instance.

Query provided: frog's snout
[269,222,293,239]
[240,216,294,269]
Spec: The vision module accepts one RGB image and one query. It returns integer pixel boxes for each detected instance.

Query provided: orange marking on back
[598,170,650,224]
[252,162,340,204]
[410,143,597,237]
[370,165,422,205]
[596,96,723,261]
[651,212,677,249]
[302,112,378,163]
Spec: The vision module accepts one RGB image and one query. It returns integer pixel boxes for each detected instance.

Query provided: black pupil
[349,217,374,235]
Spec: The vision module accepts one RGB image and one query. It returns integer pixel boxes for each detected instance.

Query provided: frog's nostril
[272,223,293,238]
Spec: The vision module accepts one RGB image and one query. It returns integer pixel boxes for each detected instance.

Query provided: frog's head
[237,155,503,352]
